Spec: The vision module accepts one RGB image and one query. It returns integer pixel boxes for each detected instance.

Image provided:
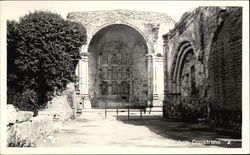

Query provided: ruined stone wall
[207,7,242,128]
[67,9,176,54]
[7,83,79,146]
[163,7,242,130]
[68,10,176,108]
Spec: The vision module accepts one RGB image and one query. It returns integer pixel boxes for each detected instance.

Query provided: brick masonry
[207,7,242,129]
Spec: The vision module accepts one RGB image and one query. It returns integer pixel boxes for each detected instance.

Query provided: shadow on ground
[116,116,242,148]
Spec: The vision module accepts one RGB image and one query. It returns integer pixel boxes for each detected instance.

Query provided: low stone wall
[7,105,33,125]
[7,109,74,147]
[6,82,81,147]
[7,115,53,147]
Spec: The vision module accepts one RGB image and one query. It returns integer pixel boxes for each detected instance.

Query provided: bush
[7,11,86,113]
[7,88,39,116]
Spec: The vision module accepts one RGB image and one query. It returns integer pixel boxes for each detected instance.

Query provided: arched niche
[169,41,205,111]
[88,24,149,108]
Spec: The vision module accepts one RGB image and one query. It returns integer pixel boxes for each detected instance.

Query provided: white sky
[0,1,246,22]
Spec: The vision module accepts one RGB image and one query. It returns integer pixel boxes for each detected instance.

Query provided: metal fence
[104,106,163,119]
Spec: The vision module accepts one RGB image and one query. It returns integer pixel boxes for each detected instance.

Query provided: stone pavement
[36,109,241,148]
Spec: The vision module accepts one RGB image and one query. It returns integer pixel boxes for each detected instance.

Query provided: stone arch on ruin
[87,22,150,52]
[86,23,149,108]
[68,9,175,109]
[77,23,162,108]
[170,41,195,93]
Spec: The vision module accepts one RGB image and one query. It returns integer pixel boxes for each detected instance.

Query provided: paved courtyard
[37,110,241,148]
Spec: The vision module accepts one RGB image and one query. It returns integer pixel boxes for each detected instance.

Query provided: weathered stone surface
[7,116,53,147]
[163,7,242,130]
[67,9,176,48]
[7,104,18,124]
[44,82,77,119]
[7,104,33,124]
[6,82,79,146]
[16,111,33,123]
[87,24,148,108]
[208,7,242,111]
[69,10,176,108]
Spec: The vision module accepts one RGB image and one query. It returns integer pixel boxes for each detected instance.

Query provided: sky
[0,1,244,22]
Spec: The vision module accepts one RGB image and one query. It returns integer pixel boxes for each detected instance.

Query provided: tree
[7,11,86,114]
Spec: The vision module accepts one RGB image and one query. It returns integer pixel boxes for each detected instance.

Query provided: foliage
[7,11,86,113]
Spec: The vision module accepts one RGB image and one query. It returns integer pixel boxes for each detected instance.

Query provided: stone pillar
[156,56,164,102]
[152,55,160,104]
[75,64,80,95]
[146,54,159,107]
[146,54,153,105]
[162,34,170,117]
[79,47,92,109]
[162,34,169,95]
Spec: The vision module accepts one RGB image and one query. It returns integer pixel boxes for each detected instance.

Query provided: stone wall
[207,7,242,128]
[68,10,176,108]
[6,83,79,147]
[7,110,53,147]
[163,7,242,130]
[67,9,176,53]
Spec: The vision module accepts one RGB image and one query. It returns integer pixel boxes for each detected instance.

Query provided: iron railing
[104,106,163,119]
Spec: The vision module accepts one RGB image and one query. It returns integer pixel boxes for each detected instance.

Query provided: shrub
[7,88,38,113]
[7,11,86,113]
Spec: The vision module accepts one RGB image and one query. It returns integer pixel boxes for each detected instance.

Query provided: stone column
[152,55,159,104]
[146,54,153,105]
[162,34,169,96]
[146,54,159,107]
[156,56,164,103]
[162,34,170,117]
[79,47,92,109]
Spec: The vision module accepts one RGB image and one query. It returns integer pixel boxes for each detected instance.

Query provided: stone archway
[85,24,150,108]
[164,40,205,118]
[167,42,196,115]
[68,10,174,109]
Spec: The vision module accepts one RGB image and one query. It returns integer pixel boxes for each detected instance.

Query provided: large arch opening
[88,24,149,108]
